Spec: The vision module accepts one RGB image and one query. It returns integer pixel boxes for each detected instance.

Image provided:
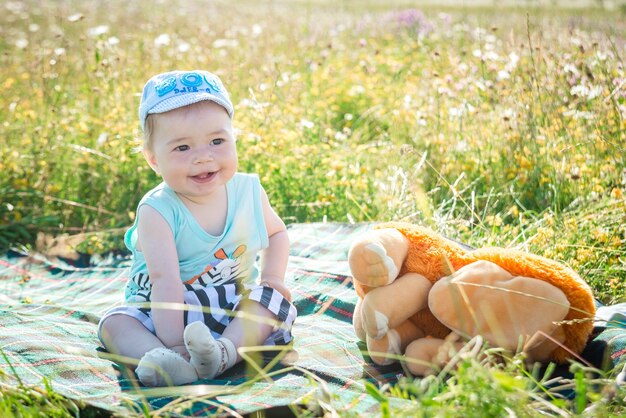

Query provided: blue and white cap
[138,70,234,131]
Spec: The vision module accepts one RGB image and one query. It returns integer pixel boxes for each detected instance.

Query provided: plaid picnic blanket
[1,223,625,416]
[0,223,407,416]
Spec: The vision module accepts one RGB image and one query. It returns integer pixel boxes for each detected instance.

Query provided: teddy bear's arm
[523,326,566,362]
[348,228,410,288]
[404,334,465,375]
[429,260,570,356]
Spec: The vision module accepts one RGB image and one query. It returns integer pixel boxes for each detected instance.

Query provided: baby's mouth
[191,171,217,182]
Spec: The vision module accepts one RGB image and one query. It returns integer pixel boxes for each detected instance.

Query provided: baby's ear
[142,148,160,174]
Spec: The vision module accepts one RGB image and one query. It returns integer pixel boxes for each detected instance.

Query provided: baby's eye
[212,138,225,146]
[174,145,190,151]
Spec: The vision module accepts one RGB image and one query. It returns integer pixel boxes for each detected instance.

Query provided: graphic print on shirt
[183,244,248,289]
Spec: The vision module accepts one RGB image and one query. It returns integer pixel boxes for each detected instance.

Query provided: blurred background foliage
[0,0,624,301]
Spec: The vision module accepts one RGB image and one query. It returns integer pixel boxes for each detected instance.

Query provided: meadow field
[1,0,625,416]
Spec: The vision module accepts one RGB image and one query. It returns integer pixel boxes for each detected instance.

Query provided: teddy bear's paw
[404,338,452,376]
[349,241,398,287]
[367,329,402,365]
[362,304,390,340]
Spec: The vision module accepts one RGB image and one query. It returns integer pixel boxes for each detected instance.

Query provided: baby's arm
[136,205,187,351]
[258,187,291,301]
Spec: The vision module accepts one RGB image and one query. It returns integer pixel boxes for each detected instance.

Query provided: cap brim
[148,93,234,118]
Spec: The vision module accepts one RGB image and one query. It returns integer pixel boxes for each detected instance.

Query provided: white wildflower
[586,85,603,100]
[505,52,519,72]
[437,86,452,96]
[5,2,25,13]
[563,64,579,76]
[502,108,516,120]
[87,25,109,37]
[212,39,239,48]
[448,107,463,117]
[67,13,84,22]
[154,33,171,47]
[483,50,499,61]
[96,132,108,146]
[497,70,510,81]
[299,119,315,129]
[485,34,497,44]
[563,109,595,120]
[349,85,365,96]
[596,50,610,61]
[177,41,190,52]
[238,98,269,110]
[570,84,602,100]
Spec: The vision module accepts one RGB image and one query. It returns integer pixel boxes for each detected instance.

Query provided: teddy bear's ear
[428,260,570,353]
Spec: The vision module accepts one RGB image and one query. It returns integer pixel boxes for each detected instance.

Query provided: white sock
[135,347,198,387]
[184,321,237,379]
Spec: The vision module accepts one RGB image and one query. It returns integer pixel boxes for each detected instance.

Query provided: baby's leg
[222,298,276,360]
[100,314,197,386]
[100,314,164,362]
[185,299,276,379]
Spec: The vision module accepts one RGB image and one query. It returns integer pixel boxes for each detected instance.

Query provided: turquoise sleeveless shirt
[123,173,268,302]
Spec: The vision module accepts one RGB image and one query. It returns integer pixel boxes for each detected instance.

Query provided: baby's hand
[260,276,292,302]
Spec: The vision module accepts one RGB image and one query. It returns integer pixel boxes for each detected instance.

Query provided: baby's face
[144,101,238,202]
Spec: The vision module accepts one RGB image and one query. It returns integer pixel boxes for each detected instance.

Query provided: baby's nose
[194,148,214,164]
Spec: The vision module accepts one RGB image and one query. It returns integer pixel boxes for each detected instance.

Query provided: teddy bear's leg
[361,272,432,339]
[404,336,464,376]
[353,298,367,342]
[366,320,425,366]
[348,228,410,288]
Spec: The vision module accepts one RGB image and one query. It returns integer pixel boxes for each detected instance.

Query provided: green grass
[0,350,109,417]
[1,0,625,416]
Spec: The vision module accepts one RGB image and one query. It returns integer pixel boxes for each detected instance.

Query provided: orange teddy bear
[349,222,596,375]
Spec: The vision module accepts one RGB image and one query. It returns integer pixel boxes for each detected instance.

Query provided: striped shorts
[97,280,297,346]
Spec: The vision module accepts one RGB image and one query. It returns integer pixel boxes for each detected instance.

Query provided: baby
[97,70,297,386]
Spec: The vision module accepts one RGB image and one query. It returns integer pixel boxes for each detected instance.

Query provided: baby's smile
[190,171,217,182]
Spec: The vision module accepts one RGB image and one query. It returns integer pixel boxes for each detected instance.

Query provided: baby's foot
[184,321,236,379]
[135,347,198,387]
